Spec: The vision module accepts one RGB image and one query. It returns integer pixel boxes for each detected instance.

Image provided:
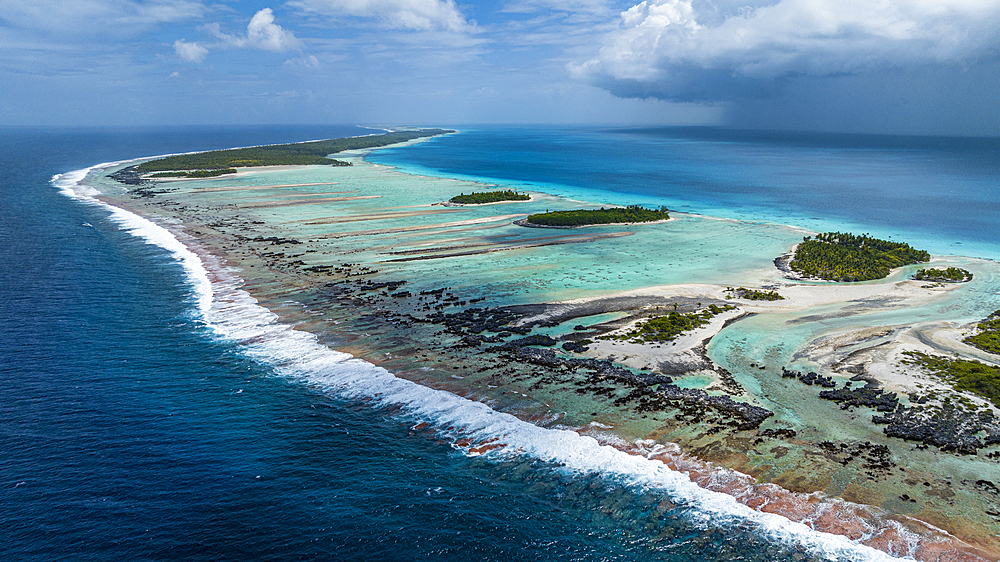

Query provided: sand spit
[298,208,466,225]
[313,214,528,239]
[234,195,382,208]
[517,278,955,396]
[538,277,955,317]
[194,181,344,192]
[260,191,361,199]
[793,319,1000,403]
[383,231,634,262]
[387,232,636,256]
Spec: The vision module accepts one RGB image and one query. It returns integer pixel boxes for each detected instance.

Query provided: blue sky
[3,0,1000,134]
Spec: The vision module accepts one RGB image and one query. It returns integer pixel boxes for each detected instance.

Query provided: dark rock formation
[872,404,1000,455]
[492,345,771,429]
[818,384,900,412]
[501,335,558,348]
[107,165,148,186]
[781,367,837,388]
[562,341,590,353]
[423,306,525,334]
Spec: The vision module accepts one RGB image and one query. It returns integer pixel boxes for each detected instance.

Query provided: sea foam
[56,162,917,562]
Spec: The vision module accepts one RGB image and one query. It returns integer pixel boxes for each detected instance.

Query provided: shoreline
[513,217,674,229]
[72,138,1000,561]
[437,193,538,207]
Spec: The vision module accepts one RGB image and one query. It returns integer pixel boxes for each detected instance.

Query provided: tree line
[525,205,669,227]
[789,232,930,281]
[726,287,784,301]
[136,129,453,173]
[603,304,735,344]
[148,168,238,178]
[914,267,972,282]
[449,190,530,204]
[965,310,1000,355]
[902,351,1000,407]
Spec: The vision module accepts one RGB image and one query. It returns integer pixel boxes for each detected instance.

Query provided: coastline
[513,217,674,229]
[438,194,538,207]
[70,136,1000,561]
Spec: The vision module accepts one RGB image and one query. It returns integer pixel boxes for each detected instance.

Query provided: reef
[782,366,1000,454]
[107,165,149,186]
[873,404,1000,455]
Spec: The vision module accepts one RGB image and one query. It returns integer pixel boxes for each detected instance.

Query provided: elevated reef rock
[873,405,1000,455]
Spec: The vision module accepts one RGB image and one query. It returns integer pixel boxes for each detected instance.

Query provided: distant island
[148,168,238,179]
[518,205,669,228]
[788,232,929,281]
[106,129,454,185]
[449,190,531,204]
[914,267,973,282]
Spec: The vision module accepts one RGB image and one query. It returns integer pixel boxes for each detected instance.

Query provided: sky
[2,0,999,135]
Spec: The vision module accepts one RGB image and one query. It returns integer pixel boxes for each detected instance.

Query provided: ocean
[3,125,998,561]
[368,127,1000,260]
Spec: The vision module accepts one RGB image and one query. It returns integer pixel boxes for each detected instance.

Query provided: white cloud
[501,0,611,17]
[285,54,321,67]
[289,0,470,32]
[177,8,303,61]
[246,8,300,50]
[207,8,303,51]
[174,39,208,62]
[575,0,1000,101]
[0,0,205,36]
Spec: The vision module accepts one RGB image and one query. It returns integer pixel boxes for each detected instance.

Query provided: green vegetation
[788,232,929,282]
[902,351,1000,407]
[603,304,736,344]
[914,267,972,282]
[964,310,1000,355]
[524,205,669,227]
[725,286,784,301]
[449,190,530,204]
[148,168,237,179]
[136,129,452,173]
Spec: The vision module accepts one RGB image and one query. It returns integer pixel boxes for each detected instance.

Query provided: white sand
[547,276,971,393]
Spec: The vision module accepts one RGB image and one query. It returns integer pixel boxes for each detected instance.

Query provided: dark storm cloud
[575,0,1000,133]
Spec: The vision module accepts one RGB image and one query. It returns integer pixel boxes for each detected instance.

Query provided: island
[725,286,784,301]
[85,131,1000,561]
[109,129,453,184]
[914,266,973,282]
[517,205,669,227]
[148,168,238,179]
[602,304,736,344]
[787,231,930,281]
[449,190,531,204]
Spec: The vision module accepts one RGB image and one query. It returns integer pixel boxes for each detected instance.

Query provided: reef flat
[87,131,1000,560]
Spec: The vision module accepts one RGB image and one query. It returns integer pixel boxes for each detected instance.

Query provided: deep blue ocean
[3,125,998,562]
